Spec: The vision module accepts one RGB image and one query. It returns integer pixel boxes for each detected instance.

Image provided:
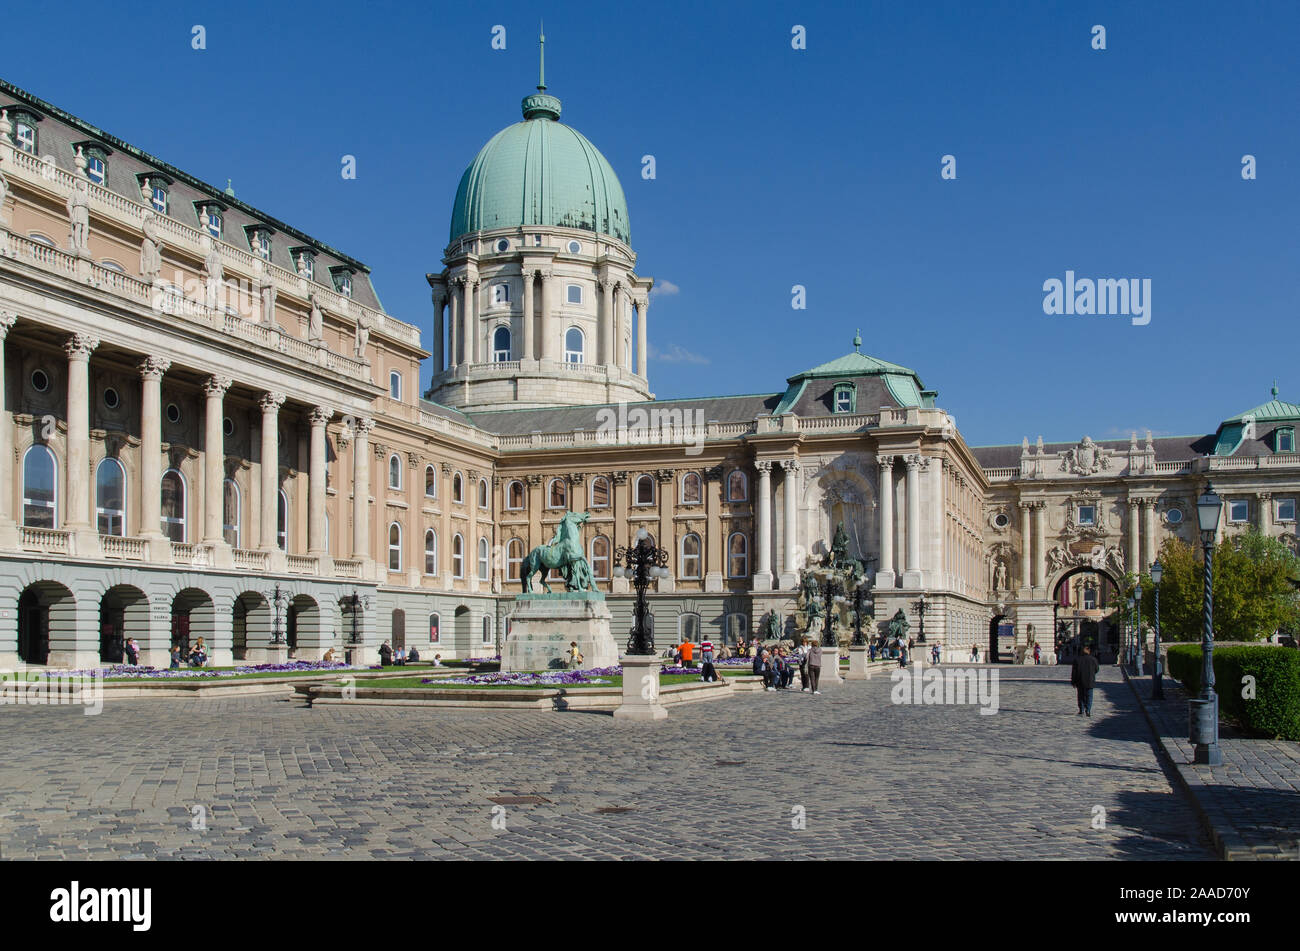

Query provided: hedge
[1165,643,1300,741]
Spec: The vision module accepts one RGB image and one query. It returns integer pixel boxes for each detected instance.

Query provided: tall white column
[202,375,231,544]
[352,417,373,561]
[258,392,285,551]
[903,454,924,587]
[430,287,445,372]
[63,335,99,548]
[636,296,648,377]
[1033,502,1046,589]
[600,278,614,366]
[753,460,773,590]
[1019,501,1032,590]
[448,281,460,367]
[612,283,624,368]
[308,406,331,555]
[779,458,799,588]
[540,269,556,361]
[876,455,895,587]
[0,312,18,547]
[1128,499,1141,579]
[1143,498,1157,571]
[521,268,535,361]
[464,276,477,364]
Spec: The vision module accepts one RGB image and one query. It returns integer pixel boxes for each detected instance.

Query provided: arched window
[452,533,465,578]
[277,489,289,551]
[95,458,125,536]
[548,478,567,509]
[388,522,402,571]
[635,474,655,505]
[389,371,402,401]
[388,454,402,490]
[22,445,56,528]
[428,612,440,644]
[223,479,241,547]
[727,469,748,502]
[680,533,702,579]
[478,478,489,509]
[160,469,186,542]
[507,538,524,580]
[493,326,511,361]
[453,472,463,503]
[481,615,493,645]
[424,529,437,575]
[727,532,748,578]
[678,613,701,642]
[680,472,702,504]
[590,535,610,579]
[507,480,525,509]
[590,477,610,508]
[478,537,489,579]
[564,327,584,363]
[424,465,437,499]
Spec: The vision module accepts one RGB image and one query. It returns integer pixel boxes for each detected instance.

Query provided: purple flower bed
[25,661,362,680]
[421,670,610,687]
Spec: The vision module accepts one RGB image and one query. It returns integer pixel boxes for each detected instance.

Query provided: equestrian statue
[520,511,597,593]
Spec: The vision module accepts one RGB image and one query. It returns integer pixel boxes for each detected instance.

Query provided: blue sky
[3,0,1297,445]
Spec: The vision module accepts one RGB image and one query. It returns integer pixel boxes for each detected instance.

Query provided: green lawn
[348,672,748,690]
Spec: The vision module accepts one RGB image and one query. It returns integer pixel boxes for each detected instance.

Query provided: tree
[1139,531,1300,643]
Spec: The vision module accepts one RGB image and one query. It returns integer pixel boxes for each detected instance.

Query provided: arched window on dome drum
[680,533,702,579]
[94,458,126,536]
[22,445,57,528]
[727,532,748,578]
[548,479,567,509]
[590,535,610,580]
[680,472,702,504]
[565,327,584,364]
[635,475,654,506]
[507,480,525,509]
[589,477,610,508]
[493,326,511,362]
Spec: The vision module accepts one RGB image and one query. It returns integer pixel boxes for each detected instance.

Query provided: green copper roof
[1214,387,1300,455]
[448,91,630,245]
[795,351,918,379]
[1223,398,1300,424]
[770,340,930,415]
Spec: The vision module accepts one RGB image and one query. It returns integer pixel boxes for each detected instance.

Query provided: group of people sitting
[377,641,433,666]
[751,637,824,693]
[169,638,208,669]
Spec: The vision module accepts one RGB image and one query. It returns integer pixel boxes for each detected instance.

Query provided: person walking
[124,637,139,666]
[931,643,940,666]
[1033,643,1041,665]
[378,640,393,666]
[1071,644,1100,716]
[970,643,980,663]
[700,638,717,682]
[797,638,811,691]
[808,640,823,695]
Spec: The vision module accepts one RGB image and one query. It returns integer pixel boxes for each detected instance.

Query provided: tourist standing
[931,643,940,666]
[169,645,181,669]
[1033,643,1041,665]
[808,640,823,695]
[797,638,811,691]
[971,644,980,663]
[379,640,393,666]
[1071,644,1100,716]
[124,638,139,666]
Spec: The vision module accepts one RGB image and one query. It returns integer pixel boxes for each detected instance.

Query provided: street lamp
[1150,559,1164,699]
[822,575,843,648]
[1191,483,1224,765]
[614,526,669,655]
[340,589,372,664]
[851,581,871,646]
[1134,578,1144,673]
[1126,596,1135,668]
[266,584,291,647]
[913,594,928,643]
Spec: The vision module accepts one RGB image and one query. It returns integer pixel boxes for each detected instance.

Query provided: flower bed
[21,661,363,681]
[420,670,611,687]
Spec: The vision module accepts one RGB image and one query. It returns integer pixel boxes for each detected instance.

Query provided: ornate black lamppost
[913,594,928,643]
[1191,484,1224,765]
[850,581,872,646]
[1150,559,1165,699]
[339,589,372,663]
[266,584,291,646]
[821,576,842,648]
[613,527,669,655]
[1134,578,1144,673]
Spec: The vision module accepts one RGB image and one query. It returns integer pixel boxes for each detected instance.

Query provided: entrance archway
[232,592,271,660]
[1051,565,1121,665]
[172,588,216,662]
[100,584,148,664]
[289,594,321,656]
[988,615,1005,664]
[18,581,75,665]
[454,605,470,653]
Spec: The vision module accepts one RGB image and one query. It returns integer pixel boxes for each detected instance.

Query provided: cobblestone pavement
[0,665,1213,859]
[1125,672,1300,860]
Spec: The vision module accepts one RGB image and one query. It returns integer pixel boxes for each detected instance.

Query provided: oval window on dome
[567,240,581,254]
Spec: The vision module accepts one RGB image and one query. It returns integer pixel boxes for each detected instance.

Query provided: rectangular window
[566,284,582,305]
[253,230,271,260]
[1277,498,1296,522]
[1077,505,1095,526]
[151,186,168,215]
[1278,428,1295,453]
[337,273,351,296]
[1229,499,1249,523]
[15,122,36,154]
[204,207,222,239]
[86,156,106,185]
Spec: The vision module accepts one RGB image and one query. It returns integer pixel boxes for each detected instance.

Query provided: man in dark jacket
[378,640,393,666]
[807,641,824,695]
[1071,645,1100,716]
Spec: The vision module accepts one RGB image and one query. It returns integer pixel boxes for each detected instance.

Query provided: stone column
[903,454,924,588]
[703,469,723,593]
[138,356,171,549]
[779,459,800,589]
[258,392,285,552]
[1019,501,1032,591]
[308,406,331,555]
[612,283,624,369]
[64,334,100,554]
[876,455,895,588]
[467,468,480,592]
[352,417,374,562]
[201,375,231,547]
[448,280,461,367]
[430,285,445,372]
[1032,501,1046,590]
[464,276,478,364]
[0,312,18,549]
[600,278,614,366]
[1256,492,1272,536]
[636,296,648,377]
[521,268,535,362]
[753,460,773,590]
[1128,499,1141,578]
[1143,498,1157,571]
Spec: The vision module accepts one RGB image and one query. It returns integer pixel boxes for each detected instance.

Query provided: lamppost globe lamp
[615,529,669,655]
[1191,483,1223,765]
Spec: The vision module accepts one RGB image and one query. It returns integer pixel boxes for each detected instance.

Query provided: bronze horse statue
[520,511,596,593]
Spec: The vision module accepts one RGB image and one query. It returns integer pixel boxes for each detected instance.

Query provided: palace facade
[3,76,1298,669]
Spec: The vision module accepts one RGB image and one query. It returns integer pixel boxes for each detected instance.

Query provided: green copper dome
[448,91,631,246]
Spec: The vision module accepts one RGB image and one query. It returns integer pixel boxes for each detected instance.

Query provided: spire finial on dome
[538,20,546,92]
[1272,380,1279,398]
[853,329,862,353]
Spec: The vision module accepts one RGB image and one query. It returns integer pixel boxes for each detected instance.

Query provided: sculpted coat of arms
[1060,436,1110,476]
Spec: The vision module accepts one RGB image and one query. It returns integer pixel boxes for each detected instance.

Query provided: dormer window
[833,382,856,414]
[291,248,316,281]
[196,203,224,239]
[81,146,108,185]
[247,228,272,261]
[140,175,171,215]
[1277,427,1294,453]
[331,268,353,297]
[10,110,39,154]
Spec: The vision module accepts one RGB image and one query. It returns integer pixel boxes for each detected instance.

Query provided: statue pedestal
[613,654,668,721]
[819,645,843,683]
[502,592,617,672]
[846,645,871,680]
